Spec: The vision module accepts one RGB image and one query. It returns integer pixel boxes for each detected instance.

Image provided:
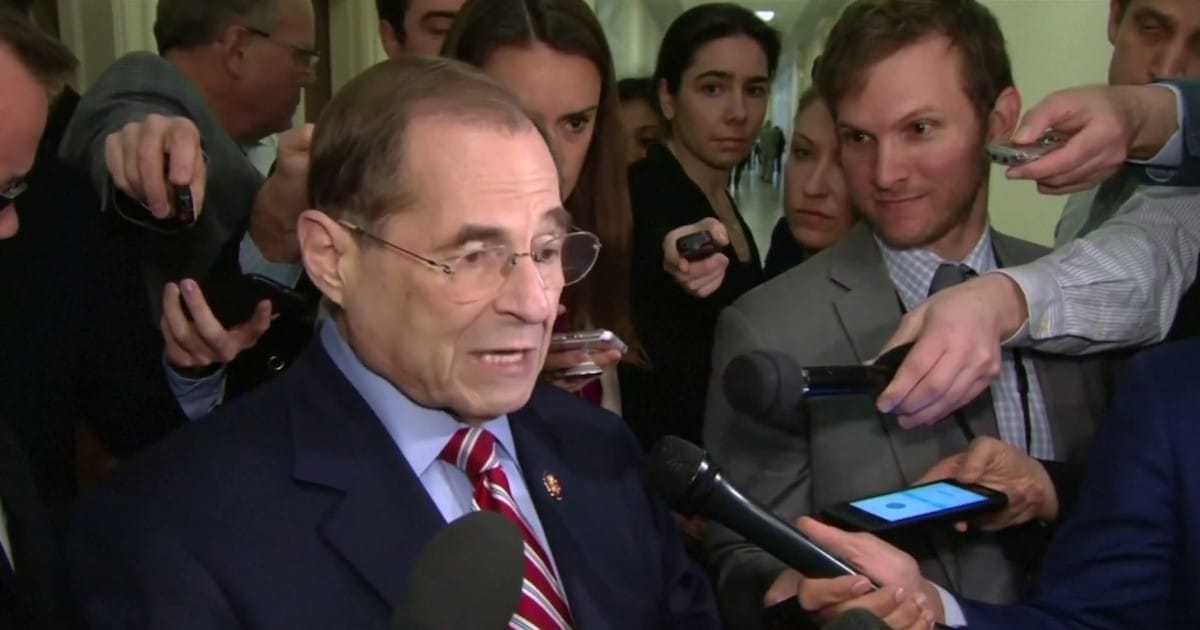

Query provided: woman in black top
[625,4,780,449]
[763,88,858,280]
[443,0,644,414]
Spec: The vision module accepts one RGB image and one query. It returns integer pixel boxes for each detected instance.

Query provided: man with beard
[700,1,1113,628]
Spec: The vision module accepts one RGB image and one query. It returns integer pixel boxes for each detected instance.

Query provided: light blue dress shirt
[317,319,561,577]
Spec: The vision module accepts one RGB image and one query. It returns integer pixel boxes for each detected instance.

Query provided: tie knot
[928,263,976,297]
[439,427,500,479]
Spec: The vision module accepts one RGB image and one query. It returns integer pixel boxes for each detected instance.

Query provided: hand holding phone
[545,329,627,384]
[676,231,721,261]
[820,479,1008,533]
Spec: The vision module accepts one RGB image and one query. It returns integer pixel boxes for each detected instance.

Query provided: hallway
[732,162,784,261]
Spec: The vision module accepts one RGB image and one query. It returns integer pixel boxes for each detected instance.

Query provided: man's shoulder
[992,229,1051,265]
[733,245,840,319]
[526,383,638,442]
[77,373,300,520]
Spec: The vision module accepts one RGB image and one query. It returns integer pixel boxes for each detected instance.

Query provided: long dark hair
[444,0,643,363]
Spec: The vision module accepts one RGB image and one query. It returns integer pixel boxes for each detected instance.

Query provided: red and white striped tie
[440,427,574,630]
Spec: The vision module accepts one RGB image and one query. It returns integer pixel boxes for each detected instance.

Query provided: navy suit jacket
[961,339,1200,628]
[67,341,720,629]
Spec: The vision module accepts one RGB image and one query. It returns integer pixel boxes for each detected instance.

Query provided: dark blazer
[703,225,1113,628]
[962,339,1200,628]
[68,341,720,630]
[762,216,808,281]
[625,144,764,449]
[0,417,65,629]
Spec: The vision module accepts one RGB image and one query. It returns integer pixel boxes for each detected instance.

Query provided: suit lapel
[827,227,967,584]
[508,393,625,627]
[288,345,446,609]
[829,227,945,485]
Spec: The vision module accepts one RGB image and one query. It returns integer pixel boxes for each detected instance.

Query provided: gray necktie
[928,263,976,296]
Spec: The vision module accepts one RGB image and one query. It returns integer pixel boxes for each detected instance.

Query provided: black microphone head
[394,511,525,630]
[646,436,708,511]
[821,608,891,630]
[723,350,807,415]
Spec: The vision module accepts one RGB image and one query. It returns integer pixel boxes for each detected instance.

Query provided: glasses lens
[446,232,601,304]
[559,232,601,287]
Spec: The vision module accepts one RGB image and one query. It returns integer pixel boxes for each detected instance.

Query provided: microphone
[821,608,891,629]
[392,511,525,630]
[646,436,862,580]
[723,350,896,415]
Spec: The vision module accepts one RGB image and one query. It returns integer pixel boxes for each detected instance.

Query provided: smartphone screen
[849,482,989,523]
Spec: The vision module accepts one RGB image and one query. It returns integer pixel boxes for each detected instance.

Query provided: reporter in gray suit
[701,2,1113,627]
[58,0,317,433]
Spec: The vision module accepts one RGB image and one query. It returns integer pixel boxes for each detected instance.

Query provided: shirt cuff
[1128,83,1183,181]
[163,355,228,421]
[991,264,1061,344]
[933,584,968,627]
[239,232,303,287]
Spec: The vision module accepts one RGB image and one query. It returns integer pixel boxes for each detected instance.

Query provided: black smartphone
[181,274,311,329]
[675,231,720,261]
[821,479,1007,533]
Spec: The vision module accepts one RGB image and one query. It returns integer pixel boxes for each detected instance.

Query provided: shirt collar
[875,226,996,312]
[318,319,519,477]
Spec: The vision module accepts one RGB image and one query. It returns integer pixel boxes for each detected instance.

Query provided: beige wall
[984,0,1111,244]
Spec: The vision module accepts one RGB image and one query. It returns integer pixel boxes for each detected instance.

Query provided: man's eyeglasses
[338,219,602,304]
[0,181,27,210]
[246,26,321,69]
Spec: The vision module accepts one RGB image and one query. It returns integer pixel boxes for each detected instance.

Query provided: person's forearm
[1002,188,1200,354]
[1127,84,1181,161]
[248,176,301,263]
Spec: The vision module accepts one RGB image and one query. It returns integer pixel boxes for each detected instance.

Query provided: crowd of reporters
[0,0,1198,627]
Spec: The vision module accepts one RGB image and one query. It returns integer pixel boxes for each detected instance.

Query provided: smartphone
[821,480,1007,533]
[181,273,311,329]
[986,132,1067,166]
[549,329,628,354]
[676,231,720,261]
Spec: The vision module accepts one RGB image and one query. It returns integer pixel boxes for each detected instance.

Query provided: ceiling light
[755,10,776,22]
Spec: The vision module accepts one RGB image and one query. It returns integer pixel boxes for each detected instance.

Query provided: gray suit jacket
[701,224,1113,628]
[59,52,264,308]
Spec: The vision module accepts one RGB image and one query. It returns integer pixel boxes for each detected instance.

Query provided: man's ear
[658,78,676,122]
[1108,0,1124,45]
[379,20,404,59]
[298,210,355,309]
[987,86,1022,143]
[218,23,255,78]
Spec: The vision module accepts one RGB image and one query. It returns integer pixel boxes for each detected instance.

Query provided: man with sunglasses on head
[69,56,721,629]
[59,0,320,457]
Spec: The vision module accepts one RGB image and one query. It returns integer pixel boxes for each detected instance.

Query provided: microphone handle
[703,471,862,580]
[800,365,895,397]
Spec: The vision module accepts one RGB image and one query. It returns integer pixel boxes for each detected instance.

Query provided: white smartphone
[986,132,1067,166]
[548,329,628,354]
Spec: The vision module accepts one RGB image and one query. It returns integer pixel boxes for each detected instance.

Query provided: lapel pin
[543,472,563,501]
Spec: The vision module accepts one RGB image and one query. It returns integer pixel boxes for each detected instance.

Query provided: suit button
[267,355,287,372]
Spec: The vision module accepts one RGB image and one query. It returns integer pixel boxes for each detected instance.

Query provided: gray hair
[153,0,284,54]
[308,55,557,227]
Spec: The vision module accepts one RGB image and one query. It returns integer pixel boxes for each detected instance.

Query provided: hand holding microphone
[646,436,944,629]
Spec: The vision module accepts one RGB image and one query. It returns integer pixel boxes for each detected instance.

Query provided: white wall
[984,0,1111,244]
[596,0,668,79]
